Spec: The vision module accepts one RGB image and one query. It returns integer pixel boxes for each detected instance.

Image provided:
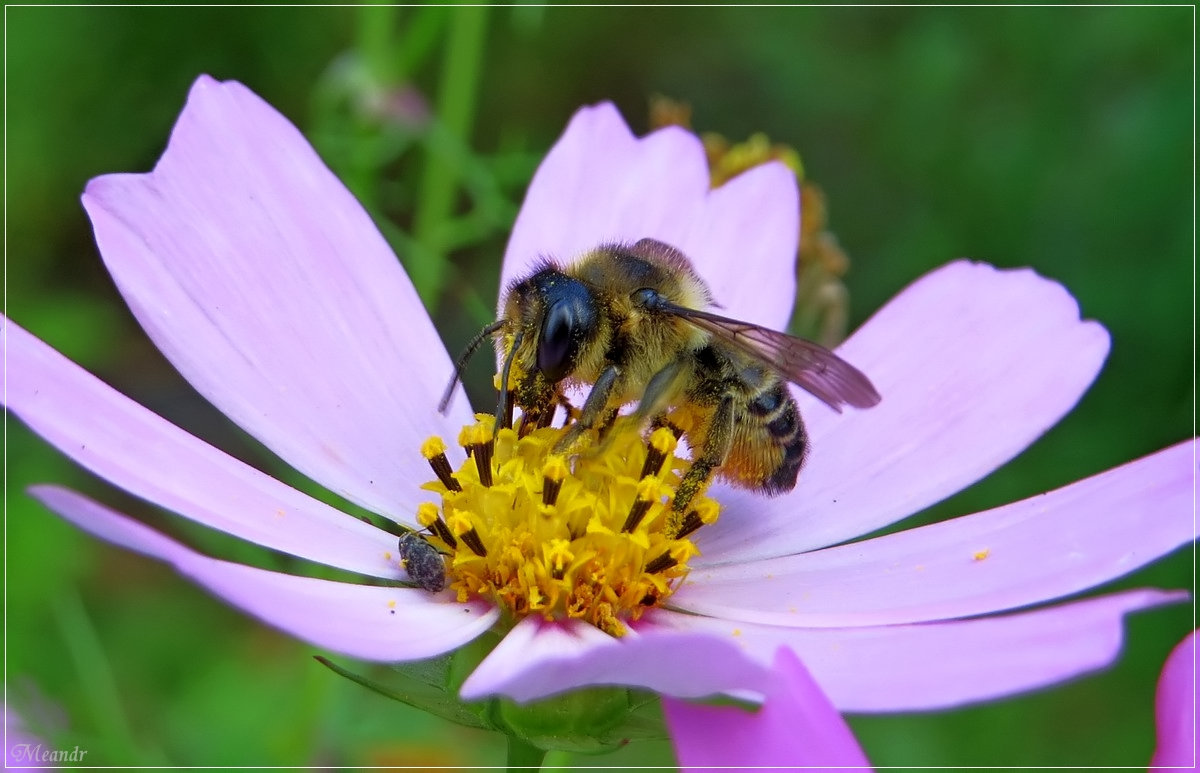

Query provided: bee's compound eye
[631,287,663,309]
[538,300,581,382]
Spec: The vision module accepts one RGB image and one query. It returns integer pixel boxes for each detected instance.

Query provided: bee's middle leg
[595,359,687,453]
[668,395,733,536]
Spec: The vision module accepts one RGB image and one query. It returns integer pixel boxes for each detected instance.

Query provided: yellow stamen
[417,501,457,548]
[640,426,678,479]
[542,454,569,506]
[421,436,462,492]
[414,413,720,636]
[621,476,662,533]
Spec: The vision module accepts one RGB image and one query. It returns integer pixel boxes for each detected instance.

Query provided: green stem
[540,749,573,771]
[506,735,546,770]
[53,591,146,763]
[356,3,401,84]
[411,3,490,310]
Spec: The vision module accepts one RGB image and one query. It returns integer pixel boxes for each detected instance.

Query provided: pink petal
[691,162,800,328]
[655,589,1186,712]
[1151,629,1197,770]
[664,648,872,770]
[457,615,770,704]
[30,485,497,661]
[501,103,798,330]
[82,75,473,519]
[4,318,398,578]
[4,702,46,772]
[679,440,1195,626]
[698,260,1112,562]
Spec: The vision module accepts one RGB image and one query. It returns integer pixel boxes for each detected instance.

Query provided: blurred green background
[5,4,1193,768]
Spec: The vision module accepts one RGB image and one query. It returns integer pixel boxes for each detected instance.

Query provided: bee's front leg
[668,395,733,536]
[552,365,621,454]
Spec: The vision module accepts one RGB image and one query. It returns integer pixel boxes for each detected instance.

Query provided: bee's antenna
[494,329,524,429]
[439,320,506,414]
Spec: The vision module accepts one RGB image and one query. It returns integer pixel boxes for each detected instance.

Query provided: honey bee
[440,238,880,527]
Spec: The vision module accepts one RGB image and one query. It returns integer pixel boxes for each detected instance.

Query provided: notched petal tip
[78,74,469,518]
[944,258,1112,348]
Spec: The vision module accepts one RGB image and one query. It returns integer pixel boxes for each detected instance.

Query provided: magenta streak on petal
[678,440,1195,627]
[81,76,474,520]
[1151,629,1198,770]
[500,102,798,332]
[30,485,498,661]
[4,319,398,578]
[457,615,770,704]
[654,589,1187,712]
[698,260,1112,563]
[664,648,872,771]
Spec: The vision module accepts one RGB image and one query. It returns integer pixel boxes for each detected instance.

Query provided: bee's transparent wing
[663,304,882,412]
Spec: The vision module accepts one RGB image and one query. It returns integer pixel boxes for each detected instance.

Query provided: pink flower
[1151,629,1197,770]
[3,76,1194,760]
[665,648,872,769]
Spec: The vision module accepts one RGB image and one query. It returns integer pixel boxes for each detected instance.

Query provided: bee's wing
[662,304,882,412]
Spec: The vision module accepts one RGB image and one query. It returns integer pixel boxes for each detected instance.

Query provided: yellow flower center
[413,415,720,637]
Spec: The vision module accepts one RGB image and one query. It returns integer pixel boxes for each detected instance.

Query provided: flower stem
[411,3,490,310]
[53,591,148,763]
[356,3,401,84]
[506,735,546,770]
[540,749,573,770]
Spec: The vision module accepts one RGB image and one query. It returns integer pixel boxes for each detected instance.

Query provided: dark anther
[543,477,563,507]
[426,452,462,492]
[644,552,678,574]
[674,510,705,539]
[621,498,652,533]
[640,446,667,480]
[429,517,458,549]
[472,440,494,487]
[461,528,488,557]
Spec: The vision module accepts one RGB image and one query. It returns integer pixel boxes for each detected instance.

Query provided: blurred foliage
[4,4,1193,768]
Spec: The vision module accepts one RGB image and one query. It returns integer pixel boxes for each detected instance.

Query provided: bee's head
[441,265,600,417]
[520,267,598,383]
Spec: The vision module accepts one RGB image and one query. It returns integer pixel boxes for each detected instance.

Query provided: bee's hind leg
[668,395,733,536]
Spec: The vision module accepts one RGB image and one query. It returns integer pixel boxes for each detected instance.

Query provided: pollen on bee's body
[412,413,720,637]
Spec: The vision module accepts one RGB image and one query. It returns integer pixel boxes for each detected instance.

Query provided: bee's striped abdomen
[748,382,809,494]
